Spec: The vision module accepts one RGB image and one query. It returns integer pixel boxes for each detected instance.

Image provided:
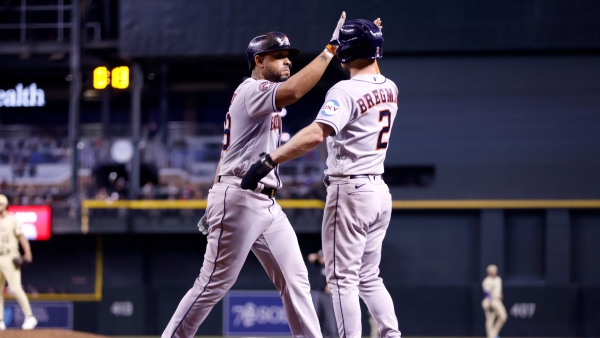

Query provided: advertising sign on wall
[223,291,291,336]
[0,83,45,107]
[3,301,72,329]
[8,205,51,240]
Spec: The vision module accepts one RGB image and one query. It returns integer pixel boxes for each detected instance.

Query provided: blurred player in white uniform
[0,194,37,331]
[482,264,507,338]
[162,13,350,338]
[242,18,401,338]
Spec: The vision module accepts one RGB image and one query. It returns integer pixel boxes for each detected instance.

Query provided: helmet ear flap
[336,48,354,63]
[253,54,265,70]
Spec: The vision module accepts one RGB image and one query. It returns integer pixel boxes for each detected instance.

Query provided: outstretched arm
[274,12,346,108]
[240,122,333,190]
[270,122,333,164]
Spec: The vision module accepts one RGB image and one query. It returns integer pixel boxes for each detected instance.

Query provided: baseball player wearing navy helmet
[246,32,301,71]
[335,19,383,63]
[162,12,350,338]
[242,18,402,338]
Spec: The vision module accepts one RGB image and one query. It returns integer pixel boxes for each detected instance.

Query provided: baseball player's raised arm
[274,50,334,108]
[274,11,346,108]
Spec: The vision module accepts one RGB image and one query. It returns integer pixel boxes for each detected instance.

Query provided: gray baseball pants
[322,175,401,338]
[162,179,322,338]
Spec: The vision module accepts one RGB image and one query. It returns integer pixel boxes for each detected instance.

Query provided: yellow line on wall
[391,200,600,209]
[82,199,600,210]
[94,235,103,301]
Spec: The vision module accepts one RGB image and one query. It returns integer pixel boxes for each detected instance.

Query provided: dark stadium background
[0,0,599,336]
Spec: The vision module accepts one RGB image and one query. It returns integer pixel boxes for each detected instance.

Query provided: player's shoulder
[239,77,279,93]
[382,75,398,89]
[235,77,254,92]
[327,80,354,97]
[4,213,18,224]
[331,75,396,92]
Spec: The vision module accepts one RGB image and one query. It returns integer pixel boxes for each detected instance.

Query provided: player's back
[315,73,398,176]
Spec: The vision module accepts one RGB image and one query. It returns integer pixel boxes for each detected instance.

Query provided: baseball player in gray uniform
[242,19,401,338]
[162,12,348,338]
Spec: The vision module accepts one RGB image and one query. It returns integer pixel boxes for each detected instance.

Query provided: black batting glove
[241,153,277,191]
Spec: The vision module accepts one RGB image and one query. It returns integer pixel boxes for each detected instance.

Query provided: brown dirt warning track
[0,329,109,338]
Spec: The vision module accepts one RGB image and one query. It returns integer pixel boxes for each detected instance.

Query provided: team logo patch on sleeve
[259,81,277,92]
[320,100,340,116]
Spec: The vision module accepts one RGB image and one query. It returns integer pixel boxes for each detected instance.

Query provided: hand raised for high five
[373,18,382,30]
[331,11,347,41]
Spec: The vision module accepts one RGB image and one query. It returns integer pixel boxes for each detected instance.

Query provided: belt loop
[218,176,222,183]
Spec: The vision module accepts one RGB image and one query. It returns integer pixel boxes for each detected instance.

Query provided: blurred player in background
[242,18,402,338]
[482,264,507,338]
[0,194,37,331]
[308,250,337,338]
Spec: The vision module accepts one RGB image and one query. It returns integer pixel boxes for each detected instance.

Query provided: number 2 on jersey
[223,113,232,151]
[377,109,391,150]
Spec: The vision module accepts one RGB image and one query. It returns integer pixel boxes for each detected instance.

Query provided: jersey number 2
[377,109,391,150]
[223,113,232,151]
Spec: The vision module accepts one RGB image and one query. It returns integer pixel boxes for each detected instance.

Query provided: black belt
[219,176,277,198]
[260,187,277,198]
[349,175,380,179]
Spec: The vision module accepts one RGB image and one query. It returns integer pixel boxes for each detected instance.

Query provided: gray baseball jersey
[315,73,401,338]
[315,74,398,176]
[162,79,322,338]
[218,78,283,188]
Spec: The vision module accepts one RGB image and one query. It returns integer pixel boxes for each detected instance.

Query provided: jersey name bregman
[356,87,397,114]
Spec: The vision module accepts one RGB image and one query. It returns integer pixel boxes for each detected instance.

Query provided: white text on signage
[510,303,536,318]
[231,302,288,327]
[0,83,45,107]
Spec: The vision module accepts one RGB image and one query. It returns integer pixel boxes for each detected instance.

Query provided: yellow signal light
[93,66,110,89]
[111,66,130,89]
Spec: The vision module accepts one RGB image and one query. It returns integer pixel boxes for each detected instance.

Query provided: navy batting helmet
[246,32,301,71]
[335,19,383,63]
